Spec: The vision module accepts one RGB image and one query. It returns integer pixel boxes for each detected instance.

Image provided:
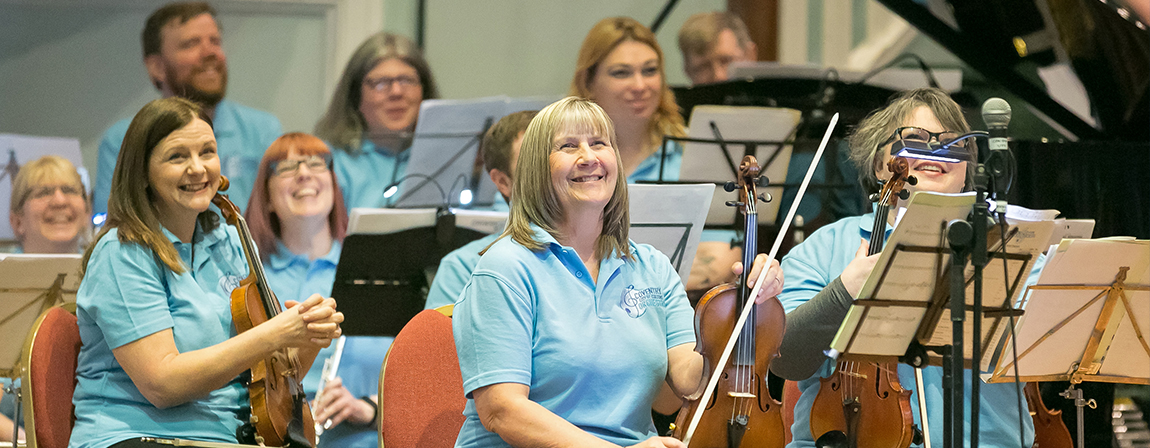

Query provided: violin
[213,177,316,447]
[672,155,787,448]
[1025,382,1073,448]
[808,156,918,448]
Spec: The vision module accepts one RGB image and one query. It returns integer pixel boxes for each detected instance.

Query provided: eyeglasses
[271,155,330,178]
[884,126,967,149]
[29,185,84,200]
[363,75,420,92]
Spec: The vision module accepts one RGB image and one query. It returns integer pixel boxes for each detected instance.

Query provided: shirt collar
[209,100,237,137]
[268,239,342,270]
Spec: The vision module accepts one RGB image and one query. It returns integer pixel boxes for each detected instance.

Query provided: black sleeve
[770,277,854,381]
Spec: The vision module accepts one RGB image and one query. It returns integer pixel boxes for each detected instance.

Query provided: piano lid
[877,0,1148,141]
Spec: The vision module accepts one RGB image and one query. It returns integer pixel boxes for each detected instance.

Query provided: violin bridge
[727,391,756,399]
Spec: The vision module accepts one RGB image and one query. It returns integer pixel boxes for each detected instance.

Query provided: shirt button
[576,271,583,278]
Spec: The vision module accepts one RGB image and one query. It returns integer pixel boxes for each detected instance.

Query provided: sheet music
[0,253,82,374]
[991,239,1149,381]
[628,184,713,283]
[348,207,508,235]
[681,106,800,227]
[397,95,557,208]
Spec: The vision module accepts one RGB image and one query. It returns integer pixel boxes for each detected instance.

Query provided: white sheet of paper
[397,96,557,208]
[0,253,82,373]
[348,207,509,236]
[681,106,801,227]
[0,134,85,240]
[628,184,713,283]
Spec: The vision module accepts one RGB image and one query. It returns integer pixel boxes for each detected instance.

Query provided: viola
[213,177,316,447]
[672,155,787,448]
[1025,382,1073,448]
[809,156,918,448]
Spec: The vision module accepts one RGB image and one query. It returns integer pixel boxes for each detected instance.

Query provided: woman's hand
[277,294,343,348]
[313,377,375,428]
[839,239,880,298]
[626,437,686,448]
[732,253,784,303]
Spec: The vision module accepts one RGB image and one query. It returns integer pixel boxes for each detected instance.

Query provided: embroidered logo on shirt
[219,275,244,295]
[619,285,663,318]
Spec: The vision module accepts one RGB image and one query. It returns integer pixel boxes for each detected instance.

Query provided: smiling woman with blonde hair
[9,155,91,254]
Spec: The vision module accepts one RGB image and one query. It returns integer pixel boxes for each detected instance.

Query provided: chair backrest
[21,304,80,448]
[782,379,800,445]
[379,306,464,448]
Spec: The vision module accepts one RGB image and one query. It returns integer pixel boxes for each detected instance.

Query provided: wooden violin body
[1025,382,1073,448]
[214,180,316,448]
[672,156,787,448]
[809,157,918,448]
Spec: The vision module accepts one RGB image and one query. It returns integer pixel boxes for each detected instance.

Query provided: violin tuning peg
[725,201,744,207]
[755,176,770,188]
[906,175,918,186]
[723,181,737,192]
[868,193,880,202]
[898,189,910,200]
[758,192,772,203]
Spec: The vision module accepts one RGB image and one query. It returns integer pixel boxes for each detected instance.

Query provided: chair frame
[20,302,78,448]
[377,304,454,448]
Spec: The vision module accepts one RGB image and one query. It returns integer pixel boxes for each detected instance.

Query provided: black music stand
[332,210,489,337]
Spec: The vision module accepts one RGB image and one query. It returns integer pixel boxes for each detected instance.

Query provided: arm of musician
[112,295,343,409]
[771,240,876,381]
[473,383,685,448]
[666,343,704,400]
[313,377,375,427]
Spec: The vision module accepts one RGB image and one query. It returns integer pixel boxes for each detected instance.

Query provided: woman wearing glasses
[244,133,387,448]
[8,155,91,254]
[315,32,439,209]
[770,88,1034,447]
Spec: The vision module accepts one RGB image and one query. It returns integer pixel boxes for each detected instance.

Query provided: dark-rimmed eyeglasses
[883,126,968,149]
[29,184,84,200]
[363,75,420,92]
[271,155,331,178]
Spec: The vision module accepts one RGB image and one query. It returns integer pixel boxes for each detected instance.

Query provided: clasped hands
[279,294,344,348]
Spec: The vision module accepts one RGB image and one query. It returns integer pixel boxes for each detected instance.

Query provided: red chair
[21,304,80,448]
[783,380,801,445]
[379,306,465,448]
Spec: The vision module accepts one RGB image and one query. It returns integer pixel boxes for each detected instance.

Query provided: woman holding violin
[70,97,343,448]
[771,88,1034,447]
[451,97,784,448]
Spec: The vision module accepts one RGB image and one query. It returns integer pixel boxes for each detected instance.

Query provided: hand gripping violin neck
[213,176,316,447]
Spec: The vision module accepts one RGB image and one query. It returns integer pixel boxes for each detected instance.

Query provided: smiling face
[147,13,228,106]
[148,118,220,228]
[11,180,89,253]
[588,40,662,128]
[877,106,968,198]
[359,58,424,134]
[550,126,618,217]
[267,150,335,224]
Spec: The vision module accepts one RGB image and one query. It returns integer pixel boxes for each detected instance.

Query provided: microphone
[981,98,1012,152]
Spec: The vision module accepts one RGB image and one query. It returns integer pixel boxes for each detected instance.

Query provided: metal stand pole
[1060,384,1096,448]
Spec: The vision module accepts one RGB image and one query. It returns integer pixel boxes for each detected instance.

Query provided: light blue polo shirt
[262,240,390,448]
[425,233,501,310]
[628,140,682,184]
[452,225,695,447]
[331,140,410,210]
[94,100,282,215]
[777,212,1035,448]
[70,217,250,448]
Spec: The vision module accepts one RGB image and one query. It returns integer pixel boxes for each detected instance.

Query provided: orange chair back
[21,304,80,448]
[379,307,465,448]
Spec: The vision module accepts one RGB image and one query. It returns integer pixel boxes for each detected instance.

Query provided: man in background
[94,1,281,214]
[678,11,758,85]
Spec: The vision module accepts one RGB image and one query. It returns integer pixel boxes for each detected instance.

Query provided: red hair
[244,132,348,262]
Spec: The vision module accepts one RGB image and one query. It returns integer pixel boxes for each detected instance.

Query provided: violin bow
[682,113,839,445]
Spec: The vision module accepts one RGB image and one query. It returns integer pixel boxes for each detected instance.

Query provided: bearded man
[94,2,282,214]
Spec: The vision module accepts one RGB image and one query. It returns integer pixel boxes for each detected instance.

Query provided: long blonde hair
[569,17,685,155]
[503,97,632,261]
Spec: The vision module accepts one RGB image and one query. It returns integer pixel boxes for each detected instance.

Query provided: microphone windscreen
[981,98,1012,128]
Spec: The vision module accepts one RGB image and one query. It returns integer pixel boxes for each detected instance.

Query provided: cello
[213,177,317,448]
[671,155,786,448]
[1025,383,1073,448]
[809,156,919,448]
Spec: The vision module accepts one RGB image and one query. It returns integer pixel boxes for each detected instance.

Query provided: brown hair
[83,97,218,276]
[848,88,975,195]
[569,17,685,152]
[244,133,348,261]
[504,97,631,260]
[481,110,538,175]
[677,11,754,58]
[315,32,439,152]
[142,2,217,58]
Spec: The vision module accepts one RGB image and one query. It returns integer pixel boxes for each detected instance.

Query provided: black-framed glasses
[363,75,420,92]
[29,184,84,200]
[271,154,331,178]
[883,126,968,149]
